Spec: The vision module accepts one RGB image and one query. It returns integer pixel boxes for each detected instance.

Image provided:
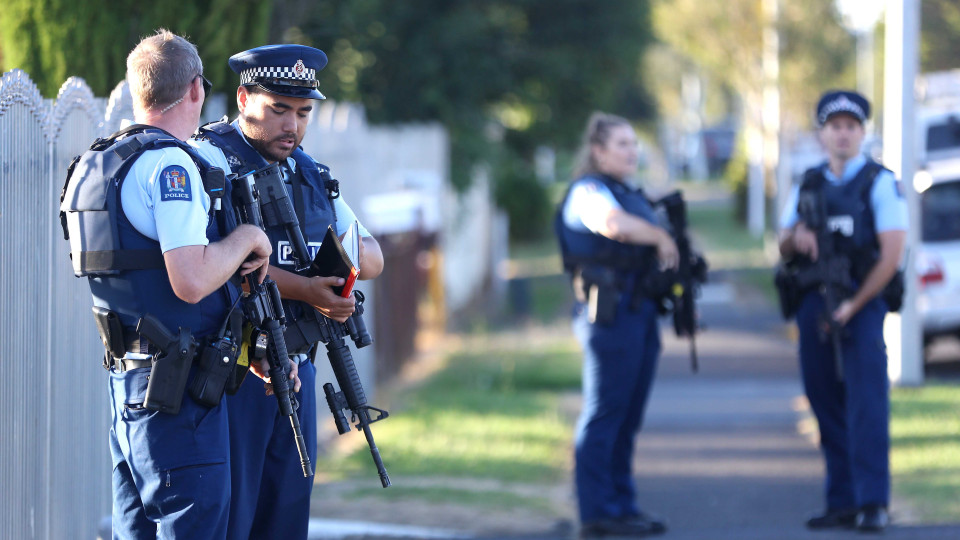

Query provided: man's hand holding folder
[308,222,361,299]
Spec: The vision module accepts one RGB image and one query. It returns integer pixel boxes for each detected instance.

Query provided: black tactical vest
[195,120,340,322]
[59,125,237,337]
[554,175,657,286]
[798,160,887,281]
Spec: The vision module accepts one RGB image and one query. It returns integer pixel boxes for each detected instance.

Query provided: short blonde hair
[126,29,203,112]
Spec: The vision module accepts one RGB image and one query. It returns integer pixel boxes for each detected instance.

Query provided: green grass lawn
[341,484,558,513]
[891,384,960,522]
[315,337,583,505]
[688,205,765,253]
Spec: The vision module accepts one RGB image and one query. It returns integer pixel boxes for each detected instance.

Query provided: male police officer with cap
[60,30,272,538]
[778,90,907,533]
[190,44,384,540]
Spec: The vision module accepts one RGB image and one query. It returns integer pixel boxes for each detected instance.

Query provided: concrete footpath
[617,273,960,540]
[308,270,960,540]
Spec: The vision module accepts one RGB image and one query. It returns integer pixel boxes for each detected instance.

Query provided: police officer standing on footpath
[60,30,273,537]
[556,112,677,539]
[190,44,384,540]
[778,90,907,533]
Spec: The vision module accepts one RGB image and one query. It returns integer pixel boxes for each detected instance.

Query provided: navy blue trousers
[226,358,317,540]
[573,297,661,524]
[796,293,890,511]
[108,367,230,539]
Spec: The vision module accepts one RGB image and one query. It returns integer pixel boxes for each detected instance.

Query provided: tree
[651,0,854,226]
[652,0,853,133]
[921,0,960,73]
[296,0,655,238]
[0,0,272,98]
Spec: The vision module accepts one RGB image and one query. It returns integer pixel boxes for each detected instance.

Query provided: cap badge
[294,59,306,76]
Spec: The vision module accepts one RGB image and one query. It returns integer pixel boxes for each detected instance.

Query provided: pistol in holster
[136,314,197,415]
[577,266,620,326]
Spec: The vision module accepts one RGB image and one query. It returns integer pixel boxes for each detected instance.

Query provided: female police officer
[556,112,677,538]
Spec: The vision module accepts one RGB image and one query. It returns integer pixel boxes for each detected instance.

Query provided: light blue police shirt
[562,177,625,234]
[779,154,908,233]
[120,146,211,253]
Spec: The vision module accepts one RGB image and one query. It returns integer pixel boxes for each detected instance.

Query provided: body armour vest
[798,160,886,281]
[60,125,238,338]
[556,174,657,277]
[196,120,338,322]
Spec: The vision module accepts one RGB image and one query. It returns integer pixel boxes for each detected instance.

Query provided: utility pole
[749,0,779,238]
[762,0,781,236]
[882,0,922,386]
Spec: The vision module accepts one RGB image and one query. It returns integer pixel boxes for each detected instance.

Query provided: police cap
[229,44,327,100]
[816,90,870,126]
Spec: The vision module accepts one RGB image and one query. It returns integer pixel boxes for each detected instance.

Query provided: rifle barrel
[359,409,391,487]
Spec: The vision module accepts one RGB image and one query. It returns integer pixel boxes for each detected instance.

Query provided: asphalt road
[307,272,960,540]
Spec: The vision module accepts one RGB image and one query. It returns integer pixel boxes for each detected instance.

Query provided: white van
[913,108,960,342]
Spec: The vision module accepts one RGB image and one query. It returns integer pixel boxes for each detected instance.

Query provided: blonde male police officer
[778,90,907,533]
[190,44,384,539]
[60,30,271,538]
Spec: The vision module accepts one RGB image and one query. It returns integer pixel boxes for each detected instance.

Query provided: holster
[881,269,904,312]
[143,341,195,415]
[92,306,126,369]
[137,314,197,415]
[774,262,801,320]
[577,266,620,326]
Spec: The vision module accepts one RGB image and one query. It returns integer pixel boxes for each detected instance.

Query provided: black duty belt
[101,334,157,372]
[105,356,153,372]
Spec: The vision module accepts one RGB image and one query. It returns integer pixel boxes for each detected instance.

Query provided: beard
[240,116,301,163]
[247,132,300,163]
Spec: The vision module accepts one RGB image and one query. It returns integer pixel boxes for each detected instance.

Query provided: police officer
[778,90,907,532]
[556,112,677,539]
[189,44,384,540]
[60,30,272,537]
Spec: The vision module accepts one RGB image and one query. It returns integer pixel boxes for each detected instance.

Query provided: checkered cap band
[240,65,316,85]
[818,95,866,125]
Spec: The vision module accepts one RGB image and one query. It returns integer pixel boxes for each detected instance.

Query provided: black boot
[580,517,662,538]
[805,508,858,529]
[856,505,889,533]
[619,510,667,535]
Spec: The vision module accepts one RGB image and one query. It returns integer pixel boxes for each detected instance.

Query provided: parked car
[916,159,960,341]
[914,107,960,342]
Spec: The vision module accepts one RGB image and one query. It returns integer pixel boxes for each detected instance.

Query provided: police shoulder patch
[893,179,904,199]
[159,165,192,202]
